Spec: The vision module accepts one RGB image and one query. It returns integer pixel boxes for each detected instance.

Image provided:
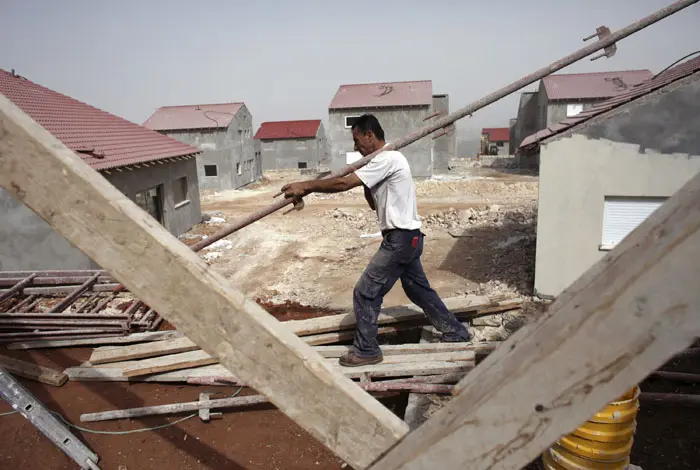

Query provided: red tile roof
[520,56,700,149]
[254,120,321,140]
[542,69,653,101]
[143,103,243,131]
[329,80,433,109]
[482,127,510,142]
[0,69,199,171]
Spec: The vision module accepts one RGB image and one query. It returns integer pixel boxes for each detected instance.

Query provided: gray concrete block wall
[0,188,97,271]
[534,75,700,298]
[431,94,455,174]
[104,158,202,237]
[513,91,539,150]
[230,105,260,188]
[0,158,201,271]
[161,105,259,192]
[546,101,598,128]
[328,106,433,178]
[259,137,319,171]
[316,123,329,166]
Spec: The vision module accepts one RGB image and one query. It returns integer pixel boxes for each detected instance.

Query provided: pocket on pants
[356,267,387,299]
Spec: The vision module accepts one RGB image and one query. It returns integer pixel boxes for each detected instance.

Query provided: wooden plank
[314,342,499,358]
[302,324,421,346]
[90,340,476,366]
[0,93,408,469]
[90,337,201,364]
[65,363,237,382]
[286,296,521,336]
[6,331,182,350]
[0,354,67,386]
[358,352,474,365]
[369,172,700,470]
[67,359,475,383]
[335,361,474,379]
[118,350,218,377]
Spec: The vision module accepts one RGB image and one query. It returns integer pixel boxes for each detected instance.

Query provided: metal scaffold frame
[0,1,698,469]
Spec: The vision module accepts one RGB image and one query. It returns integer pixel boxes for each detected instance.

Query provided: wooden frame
[0,95,408,470]
[2,92,700,470]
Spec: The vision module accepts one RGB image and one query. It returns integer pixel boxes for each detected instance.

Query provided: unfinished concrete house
[519,56,700,298]
[327,80,455,177]
[253,119,328,171]
[0,68,202,271]
[480,127,510,155]
[511,69,653,152]
[143,102,260,191]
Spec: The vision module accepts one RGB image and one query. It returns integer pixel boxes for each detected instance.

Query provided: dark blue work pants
[352,229,470,357]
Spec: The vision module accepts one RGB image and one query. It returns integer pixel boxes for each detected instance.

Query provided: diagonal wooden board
[368,171,700,469]
[0,94,408,470]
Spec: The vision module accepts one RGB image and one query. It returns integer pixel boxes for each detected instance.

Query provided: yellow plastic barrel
[542,386,639,470]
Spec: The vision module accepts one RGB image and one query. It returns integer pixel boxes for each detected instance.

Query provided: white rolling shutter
[601,197,666,248]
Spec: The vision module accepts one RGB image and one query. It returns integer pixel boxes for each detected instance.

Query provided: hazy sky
[1,0,698,139]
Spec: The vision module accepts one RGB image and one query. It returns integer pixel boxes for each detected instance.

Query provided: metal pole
[187,0,697,251]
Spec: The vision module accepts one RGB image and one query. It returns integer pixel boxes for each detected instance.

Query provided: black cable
[652,50,700,79]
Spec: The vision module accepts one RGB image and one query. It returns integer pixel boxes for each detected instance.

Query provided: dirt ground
[2,164,697,469]
[188,166,539,309]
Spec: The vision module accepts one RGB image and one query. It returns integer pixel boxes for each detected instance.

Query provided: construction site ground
[1,163,698,469]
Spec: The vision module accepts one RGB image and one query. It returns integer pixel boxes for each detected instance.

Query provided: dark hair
[351,114,385,140]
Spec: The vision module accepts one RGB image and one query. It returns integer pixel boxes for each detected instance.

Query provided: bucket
[542,386,639,470]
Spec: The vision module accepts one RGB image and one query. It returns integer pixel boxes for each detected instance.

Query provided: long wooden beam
[369,170,700,470]
[0,94,408,469]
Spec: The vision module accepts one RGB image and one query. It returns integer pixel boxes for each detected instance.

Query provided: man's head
[351,114,385,156]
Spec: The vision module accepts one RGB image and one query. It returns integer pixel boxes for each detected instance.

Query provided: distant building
[253,120,328,171]
[512,70,653,153]
[0,68,202,271]
[327,80,455,178]
[480,128,510,156]
[520,56,700,298]
[143,102,260,191]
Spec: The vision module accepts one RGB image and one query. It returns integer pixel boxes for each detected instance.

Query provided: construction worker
[281,114,470,367]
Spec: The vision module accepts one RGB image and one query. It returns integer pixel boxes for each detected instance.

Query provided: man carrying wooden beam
[281,114,470,367]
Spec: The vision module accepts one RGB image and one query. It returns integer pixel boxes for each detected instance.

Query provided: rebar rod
[189,0,698,252]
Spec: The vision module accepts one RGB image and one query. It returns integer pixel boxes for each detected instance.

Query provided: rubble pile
[422,203,537,230]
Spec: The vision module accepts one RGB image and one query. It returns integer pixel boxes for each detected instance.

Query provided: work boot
[339,351,383,367]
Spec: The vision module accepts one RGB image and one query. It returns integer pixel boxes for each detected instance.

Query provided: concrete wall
[508,118,517,155]
[513,91,539,150]
[546,100,599,128]
[431,94,455,174]
[162,105,259,192]
[257,123,329,171]
[328,105,433,178]
[534,75,700,298]
[0,158,202,271]
[0,188,97,271]
[259,137,319,170]
[104,158,202,237]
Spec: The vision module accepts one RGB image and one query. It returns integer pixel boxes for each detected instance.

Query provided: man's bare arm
[281,173,364,198]
[363,185,376,211]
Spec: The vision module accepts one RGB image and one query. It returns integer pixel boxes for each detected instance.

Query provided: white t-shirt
[354,149,422,231]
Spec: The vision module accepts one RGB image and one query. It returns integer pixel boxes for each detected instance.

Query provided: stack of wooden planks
[59,295,520,384]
